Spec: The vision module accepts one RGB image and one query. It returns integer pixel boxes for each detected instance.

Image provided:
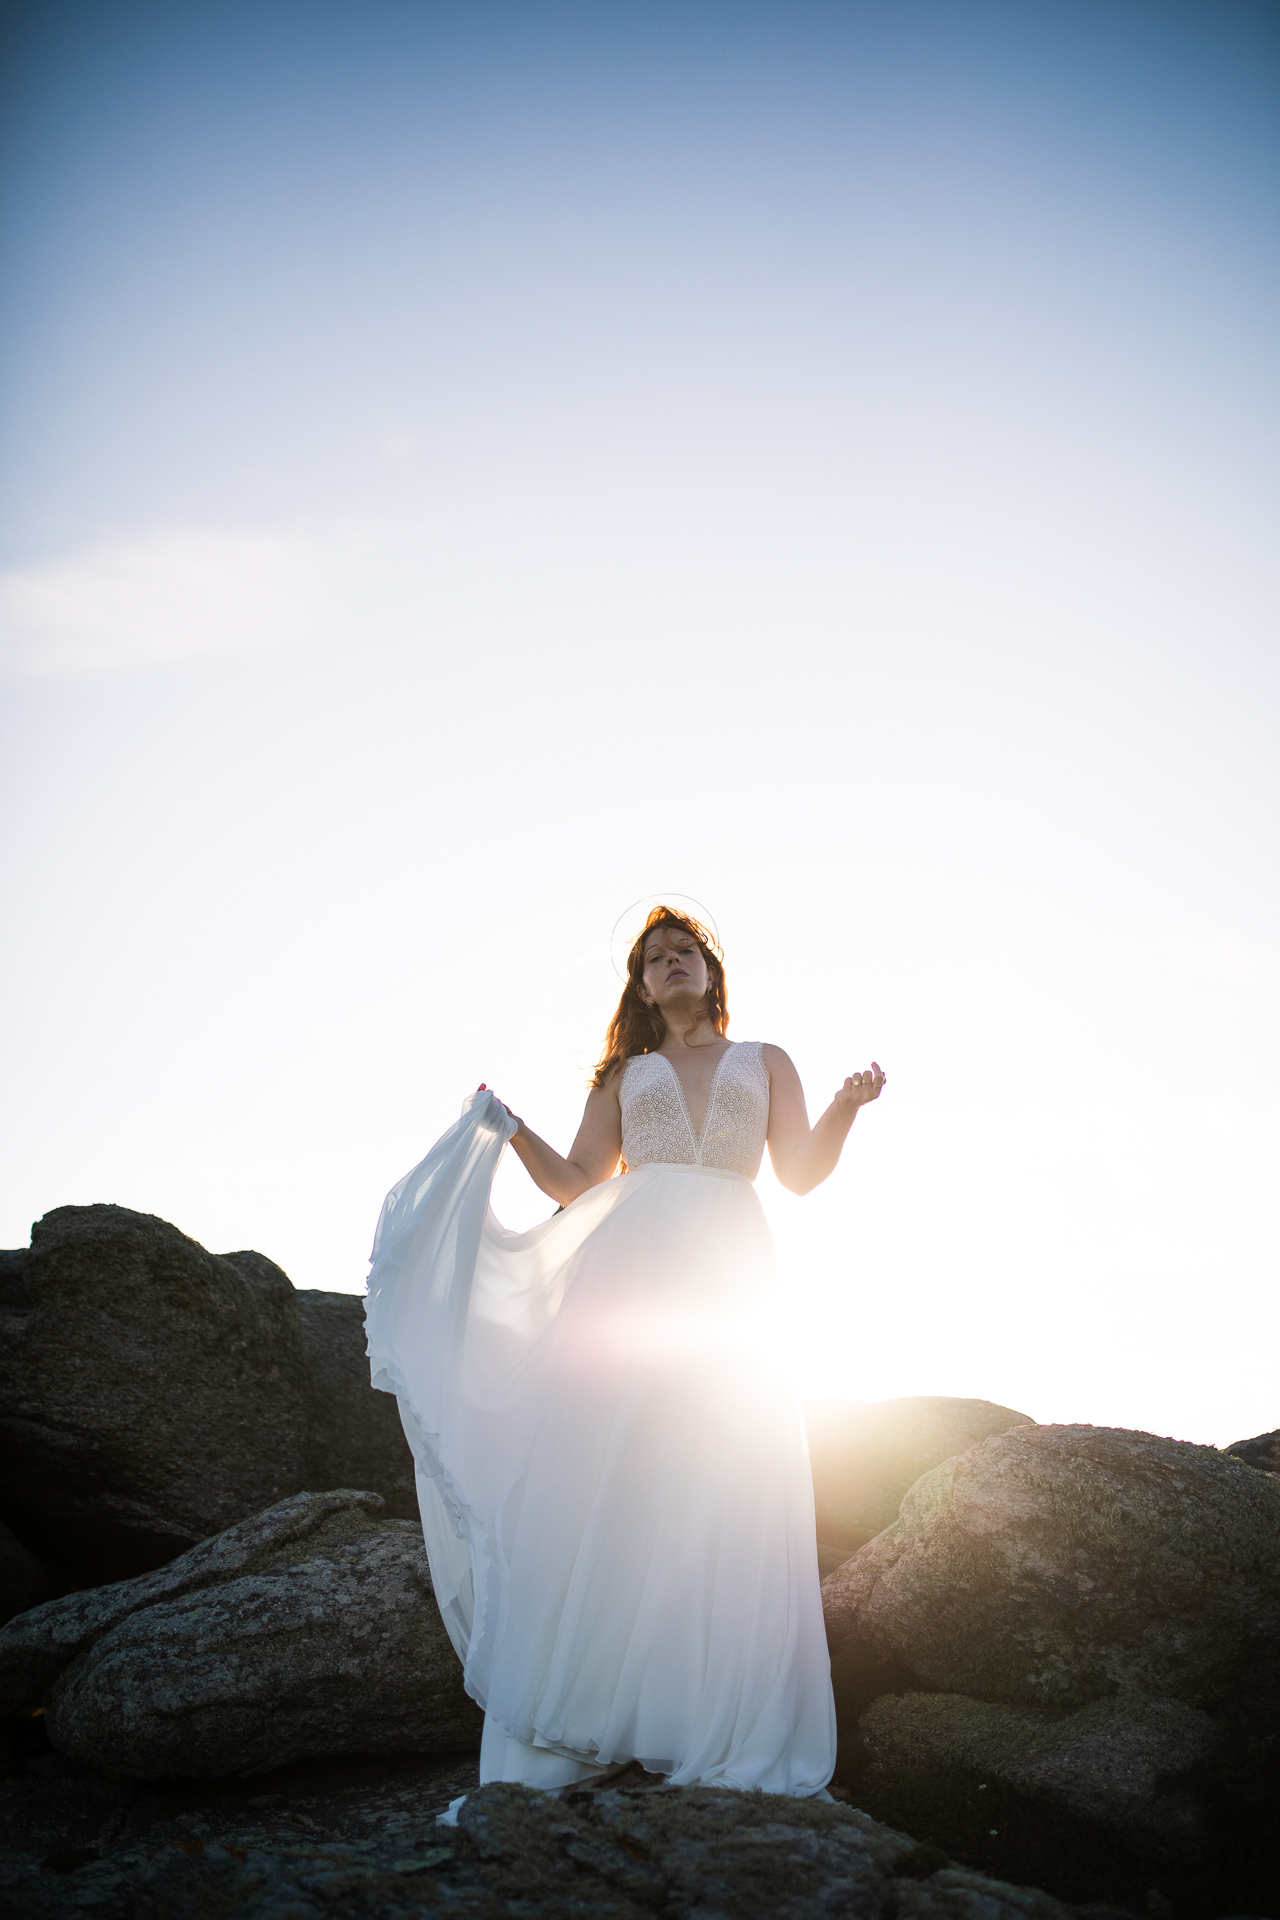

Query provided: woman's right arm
[490,1077,624,1207]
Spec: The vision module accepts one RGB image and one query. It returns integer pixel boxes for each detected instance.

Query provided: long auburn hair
[591,906,728,1088]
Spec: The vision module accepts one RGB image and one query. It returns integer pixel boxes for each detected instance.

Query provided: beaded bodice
[619,1041,770,1181]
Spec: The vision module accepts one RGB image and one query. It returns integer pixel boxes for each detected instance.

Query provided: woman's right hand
[478,1084,523,1133]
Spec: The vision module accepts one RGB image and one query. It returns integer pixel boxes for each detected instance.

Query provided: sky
[1,0,1276,1447]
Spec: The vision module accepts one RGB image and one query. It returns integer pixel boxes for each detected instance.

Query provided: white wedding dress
[364,1040,836,1794]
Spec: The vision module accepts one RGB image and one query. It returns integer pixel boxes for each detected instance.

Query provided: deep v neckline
[656,1043,734,1159]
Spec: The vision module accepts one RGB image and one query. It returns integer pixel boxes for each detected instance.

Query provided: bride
[365,905,885,1798]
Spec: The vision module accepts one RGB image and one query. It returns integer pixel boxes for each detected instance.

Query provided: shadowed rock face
[842,1690,1278,1910]
[0,1519,66,1628]
[857,1692,1222,1851]
[823,1424,1280,1718]
[0,1490,481,1778]
[0,1208,311,1582]
[806,1396,1035,1576]
[293,1289,417,1518]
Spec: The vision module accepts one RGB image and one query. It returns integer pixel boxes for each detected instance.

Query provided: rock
[0,1520,66,1628]
[856,1691,1221,1857]
[0,1759,1086,1920]
[0,1746,484,1919]
[0,1207,311,1581]
[823,1424,1280,1717]
[293,1288,417,1518]
[0,1209,421,1589]
[0,1487,379,1704]
[1224,1428,1280,1473]
[0,1489,480,1776]
[0,1249,27,1305]
[442,1780,1077,1918]
[844,1691,1280,1906]
[807,1396,1035,1576]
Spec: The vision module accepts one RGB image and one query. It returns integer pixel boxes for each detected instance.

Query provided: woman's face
[639,924,710,1011]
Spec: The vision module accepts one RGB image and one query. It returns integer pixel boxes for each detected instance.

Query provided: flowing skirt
[365,1091,835,1794]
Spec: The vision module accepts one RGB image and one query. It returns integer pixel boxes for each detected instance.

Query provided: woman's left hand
[833,1063,886,1121]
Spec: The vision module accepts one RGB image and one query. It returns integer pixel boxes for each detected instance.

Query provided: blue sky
[1,0,1277,1443]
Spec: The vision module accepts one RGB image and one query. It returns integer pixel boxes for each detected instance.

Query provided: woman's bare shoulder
[760,1042,797,1074]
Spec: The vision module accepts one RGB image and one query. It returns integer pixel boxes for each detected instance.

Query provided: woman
[365,906,884,1799]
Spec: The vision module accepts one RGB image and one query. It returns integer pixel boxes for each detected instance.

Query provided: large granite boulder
[0,1209,418,1587]
[0,1208,311,1581]
[806,1396,1034,1576]
[0,1489,481,1776]
[294,1288,416,1517]
[825,1426,1280,1906]
[823,1424,1280,1717]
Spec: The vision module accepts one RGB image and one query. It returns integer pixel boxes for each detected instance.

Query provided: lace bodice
[619,1041,770,1180]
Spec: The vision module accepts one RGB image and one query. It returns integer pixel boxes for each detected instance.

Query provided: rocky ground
[2,1740,1132,1920]
[1,1739,475,1918]
[2,1203,1278,1918]
[3,1709,1275,1919]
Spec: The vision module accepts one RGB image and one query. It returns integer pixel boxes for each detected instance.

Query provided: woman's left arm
[763,1044,886,1195]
